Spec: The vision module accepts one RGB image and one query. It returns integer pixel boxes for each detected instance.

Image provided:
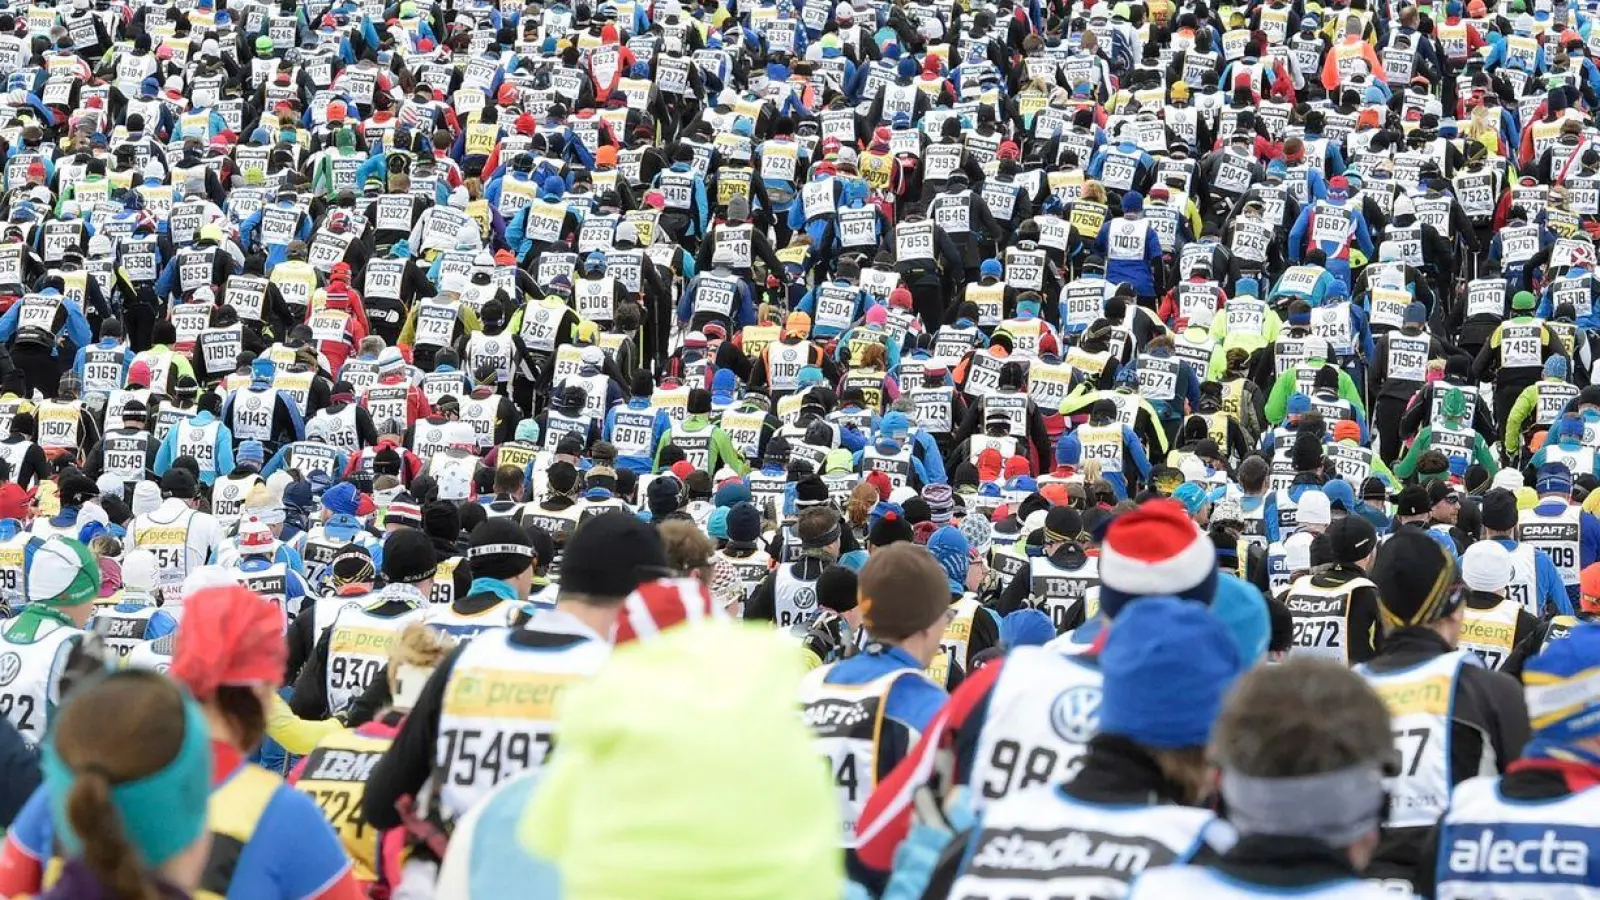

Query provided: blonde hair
[385,623,456,695]
[659,519,715,578]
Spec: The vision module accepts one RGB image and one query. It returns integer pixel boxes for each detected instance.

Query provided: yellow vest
[294,729,395,884]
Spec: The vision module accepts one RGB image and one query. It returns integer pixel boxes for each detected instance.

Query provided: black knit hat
[422,500,461,544]
[817,565,859,612]
[561,512,667,597]
[382,527,439,584]
[868,508,914,546]
[1370,527,1464,629]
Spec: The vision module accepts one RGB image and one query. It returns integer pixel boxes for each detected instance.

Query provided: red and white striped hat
[615,578,728,644]
[1098,499,1217,618]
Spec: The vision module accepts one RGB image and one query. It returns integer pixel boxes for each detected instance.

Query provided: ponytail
[67,771,161,900]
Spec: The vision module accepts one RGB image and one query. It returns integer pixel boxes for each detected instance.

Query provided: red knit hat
[127,359,152,387]
[615,578,724,643]
[1098,499,1217,617]
[977,447,1004,483]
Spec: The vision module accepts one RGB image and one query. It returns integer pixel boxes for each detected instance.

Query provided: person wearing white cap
[1264,489,1331,594]
[423,421,483,501]
[86,547,178,660]
[0,537,99,746]
[231,513,311,625]
[399,268,483,372]
[1459,541,1540,671]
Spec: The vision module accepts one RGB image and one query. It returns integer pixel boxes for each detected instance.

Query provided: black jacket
[1362,627,1530,881]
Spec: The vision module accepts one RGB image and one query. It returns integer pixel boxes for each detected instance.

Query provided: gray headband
[1219,764,1386,848]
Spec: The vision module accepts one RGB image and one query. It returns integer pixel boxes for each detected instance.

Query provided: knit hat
[1211,574,1272,666]
[382,527,438,585]
[1462,540,1512,593]
[922,484,955,524]
[1099,596,1244,748]
[1327,515,1377,564]
[26,538,98,607]
[990,609,1053,653]
[1524,622,1600,743]
[562,512,667,597]
[237,516,278,555]
[926,525,969,594]
[1481,489,1520,531]
[1545,356,1570,379]
[713,480,751,508]
[816,566,859,613]
[648,476,683,518]
[1292,432,1325,472]
[1331,419,1362,443]
[1536,463,1574,496]
[1098,500,1218,618]
[237,440,265,467]
[858,543,951,640]
[614,578,726,643]
[1370,528,1464,628]
[520,621,842,900]
[1512,290,1538,311]
[868,507,914,546]
[1297,490,1332,527]
[725,502,762,547]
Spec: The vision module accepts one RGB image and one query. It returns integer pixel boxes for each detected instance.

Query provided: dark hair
[494,464,524,495]
[215,683,266,753]
[53,671,187,900]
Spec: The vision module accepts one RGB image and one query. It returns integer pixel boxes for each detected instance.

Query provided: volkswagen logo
[1049,685,1101,744]
[0,652,20,687]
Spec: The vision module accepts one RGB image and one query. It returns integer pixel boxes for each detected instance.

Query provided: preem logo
[1449,828,1590,878]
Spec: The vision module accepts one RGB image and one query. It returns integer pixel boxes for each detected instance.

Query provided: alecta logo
[1448,829,1589,877]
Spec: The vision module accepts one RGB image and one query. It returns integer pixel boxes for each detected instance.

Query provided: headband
[469,542,534,559]
[1219,764,1387,849]
[43,681,212,868]
[800,522,841,550]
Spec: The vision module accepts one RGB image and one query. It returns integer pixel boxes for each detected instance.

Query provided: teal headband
[43,680,213,867]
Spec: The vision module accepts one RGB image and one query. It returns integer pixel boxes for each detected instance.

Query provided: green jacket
[1265,360,1367,424]
[1393,424,1499,479]
[653,415,751,476]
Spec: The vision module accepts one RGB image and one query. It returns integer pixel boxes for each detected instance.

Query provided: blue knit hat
[1526,622,1600,743]
[1546,356,1570,379]
[1210,574,1270,666]
[1099,596,1244,748]
[1000,609,1056,648]
[714,479,751,508]
[707,507,730,541]
[1235,278,1259,297]
[927,525,969,594]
